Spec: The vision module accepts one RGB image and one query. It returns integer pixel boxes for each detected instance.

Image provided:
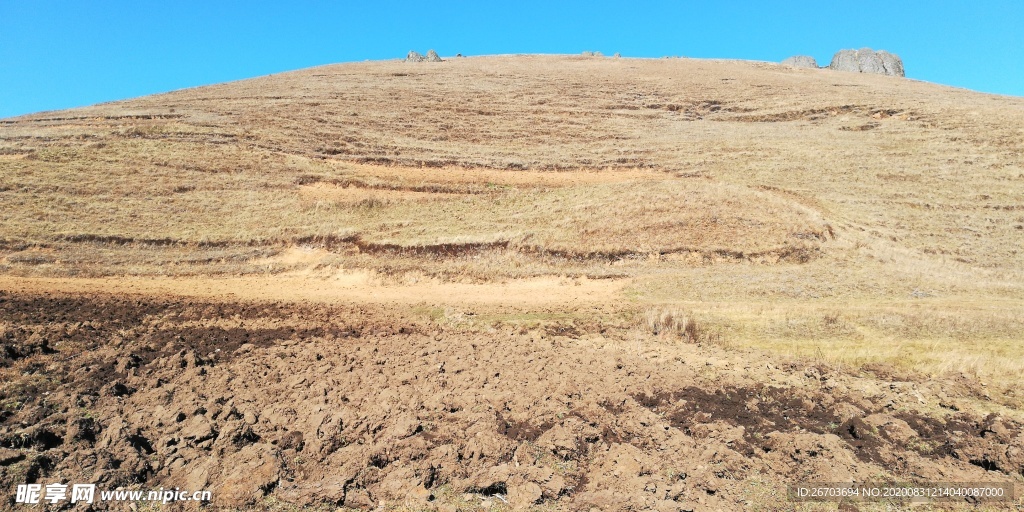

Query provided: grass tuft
[643,306,701,342]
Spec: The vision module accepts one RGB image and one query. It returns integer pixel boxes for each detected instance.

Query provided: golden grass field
[2,55,1024,509]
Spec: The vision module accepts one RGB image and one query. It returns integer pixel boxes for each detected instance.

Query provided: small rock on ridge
[781,55,818,69]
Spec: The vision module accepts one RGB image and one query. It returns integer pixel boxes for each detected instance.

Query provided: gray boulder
[781,55,818,69]
[829,48,905,77]
[877,50,905,77]
[856,47,886,74]
[425,49,443,62]
[829,49,860,72]
[405,51,425,63]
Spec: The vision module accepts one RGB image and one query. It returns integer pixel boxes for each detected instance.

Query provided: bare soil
[1,288,1021,510]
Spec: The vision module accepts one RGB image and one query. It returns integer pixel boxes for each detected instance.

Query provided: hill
[1,55,1023,509]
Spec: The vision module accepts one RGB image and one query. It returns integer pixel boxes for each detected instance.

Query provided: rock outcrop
[781,55,818,69]
[829,48,904,77]
[406,50,444,63]
[876,50,905,77]
[830,49,859,72]
[856,50,885,74]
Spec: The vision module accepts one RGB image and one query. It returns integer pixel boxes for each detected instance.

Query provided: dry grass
[641,306,701,341]
[2,54,1023,397]
[3,56,1020,276]
[655,299,1024,409]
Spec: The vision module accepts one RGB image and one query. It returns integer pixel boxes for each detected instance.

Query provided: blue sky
[1,1,1022,118]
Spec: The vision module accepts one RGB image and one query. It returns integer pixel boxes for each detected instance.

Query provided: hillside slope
[1,56,1023,510]
[2,55,1022,277]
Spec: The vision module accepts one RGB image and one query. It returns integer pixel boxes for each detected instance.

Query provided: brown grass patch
[642,306,701,341]
[298,182,458,205]
[332,161,666,188]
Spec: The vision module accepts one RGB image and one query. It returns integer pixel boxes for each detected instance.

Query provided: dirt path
[0,273,628,306]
